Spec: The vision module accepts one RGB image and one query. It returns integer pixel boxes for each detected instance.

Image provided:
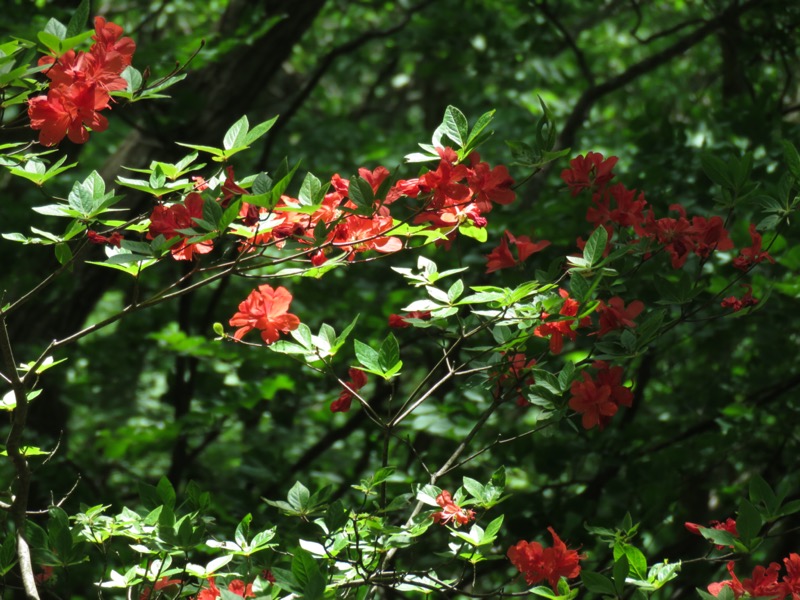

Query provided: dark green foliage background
[2,0,800,596]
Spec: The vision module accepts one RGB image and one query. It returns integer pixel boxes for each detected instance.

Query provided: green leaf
[624,545,648,580]
[157,476,176,509]
[244,115,278,145]
[582,571,616,596]
[736,498,762,544]
[44,18,67,41]
[443,105,468,147]
[66,0,90,39]
[223,115,250,150]
[354,339,381,373]
[378,333,401,377]
[583,226,608,267]
[701,153,734,188]
[288,481,310,510]
[749,475,778,514]
[782,140,800,181]
[613,555,629,596]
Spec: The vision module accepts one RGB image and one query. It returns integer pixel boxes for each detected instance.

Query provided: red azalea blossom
[708,561,785,600]
[507,527,583,592]
[229,284,301,344]
[195,577,255,600]
[685,518,739,549]
[431,490,475,527]
[147,193,214,260]
[568,360,633,430]
[330,368,368,413]
[140,577,182,600]
[28,16,135,146]
[783,554,800,599]
[721,285,759,312]
[262,570,276,584]
[486,230,550,274]
[533,289,590,354]
[388,310,432,328]
[595,296,644,338]
[733,223,776,271]
[493,352,536,406]
[561,152,618,197]
[34,565,54,584]
[87,230,123,247]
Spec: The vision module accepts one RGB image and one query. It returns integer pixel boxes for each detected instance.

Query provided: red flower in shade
[595,297,644,338]
[568,361,633,430]
[507,527,583,591]
[733,223,776,271]
[87,229,123,247]
[358,166,391,195]
[431,490,475,527]
[783,554,800,599]
[685,518,739,549]
[561,152,618,197]
[221,166,249,207]
[493,352,536,406]
[388,311,432,329]
[229,285,301,344]
[690,215,734,258]
[533,289,589,354]
[721,285,759,312]
[140,577,182,600]
[34,565,54,584]
[147,192,214,260]
[330,368,368,413]
[486,230,550,273]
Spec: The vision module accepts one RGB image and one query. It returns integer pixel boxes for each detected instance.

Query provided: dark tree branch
[535,0,596,87]
[256,0,437,169]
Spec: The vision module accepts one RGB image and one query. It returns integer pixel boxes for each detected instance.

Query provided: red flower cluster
[431,490,475,527]
[147,193,214,261]
[485,230,550,273]
[568,360,633,430]
[733,224,775,271]
[196,577,255,599]
[229,285,301,344]
[562,153,739,269]
[388,310,432,328]
[28,17,135,146]
[330,368,368,413]
[685,517,739,549]
[708,555,800,600]
[721,285,759,312]
[595,296,644,338]
[533,289,590,354]
[507,527,584,591]
[493,352,536,406]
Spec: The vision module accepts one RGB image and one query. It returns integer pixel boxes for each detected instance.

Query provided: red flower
[486,230,550,274]
[733,223,775,271]
[87,230,123,247]
[568,361,633,430]
[227,580,255,598]
[140,577,182,600]
[685,518,739,549]
[388,311,432,328]
[147,193,214,260]
[330,368,368,413]
[561,152,618,197]
[721,285,759,312]
[431,490,475,527]
[493,352,536,406]
[783,554,800,599]
[533,289,589,354]
[229,285,301,344]
[507,527,583,591]
[467,158,515,212]
[690,215,734,258]
[28,82,109,146]
[595,297,644,338]
[196,577,220,600]
[34,565,54,584]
